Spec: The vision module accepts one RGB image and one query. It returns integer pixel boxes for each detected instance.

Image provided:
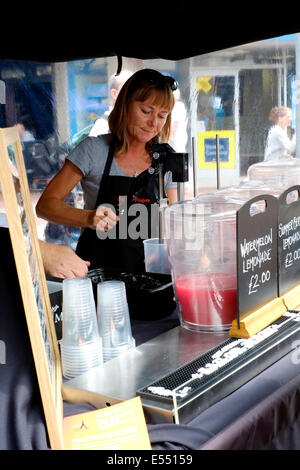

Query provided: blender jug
[247,159,300,192]
[165,196,243,332]
[217,179,282,200]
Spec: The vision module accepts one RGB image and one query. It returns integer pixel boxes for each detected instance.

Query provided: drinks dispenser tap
[150,140,189,240]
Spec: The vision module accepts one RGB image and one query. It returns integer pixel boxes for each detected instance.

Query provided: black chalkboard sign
[278,186,300,296]
[236,194,279,326]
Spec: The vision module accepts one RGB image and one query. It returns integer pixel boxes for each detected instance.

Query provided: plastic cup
[143,238,171,274]
[60,277,104,378]
[62,277,99,346]
[60,339,103,379]
[97,281,135,362]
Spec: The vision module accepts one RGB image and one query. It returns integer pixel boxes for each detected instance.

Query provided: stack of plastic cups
[97,280,135,362]
[61,277,103,379]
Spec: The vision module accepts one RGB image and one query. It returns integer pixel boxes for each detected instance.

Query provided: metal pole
[296,34,300,158]
[216,134,220,189]
[177,182,184,202]
[192,136,198,197]
[158,163,165,242]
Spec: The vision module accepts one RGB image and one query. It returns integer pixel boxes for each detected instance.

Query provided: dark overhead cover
[0,5,298,62]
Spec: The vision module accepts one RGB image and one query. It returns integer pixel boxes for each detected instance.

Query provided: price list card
[236,194,279,326]
[278,186,300,296]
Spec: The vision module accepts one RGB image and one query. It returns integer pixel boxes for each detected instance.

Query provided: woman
[36,69,178,272]
[264,106,296,161]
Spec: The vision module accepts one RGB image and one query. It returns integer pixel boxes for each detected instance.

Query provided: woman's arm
[166,187,178,205]
[36,160,95,227]
[36,160,117,230]
[276,128,296,154]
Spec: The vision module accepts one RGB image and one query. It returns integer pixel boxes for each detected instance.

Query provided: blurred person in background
[168,87,187,152]
[16,117,35,142]
[89,70,133,137]
[71,70,133,148]
[264,106,296,161]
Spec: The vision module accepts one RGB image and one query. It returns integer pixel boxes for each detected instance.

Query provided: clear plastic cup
[143,238,171,274]
[60,339,103,379]
[61,277,103,378]
[62,277,99,346]
[97,281,135,362]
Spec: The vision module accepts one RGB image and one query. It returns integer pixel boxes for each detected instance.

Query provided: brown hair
[108,69,176,154]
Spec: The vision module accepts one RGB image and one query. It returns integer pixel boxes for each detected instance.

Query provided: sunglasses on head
[131,69,178,92]
[164,75,178,91]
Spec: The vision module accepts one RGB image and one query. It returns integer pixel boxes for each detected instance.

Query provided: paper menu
[63,397,151,450]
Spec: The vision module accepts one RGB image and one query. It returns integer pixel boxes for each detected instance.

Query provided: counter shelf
[62,310,300,425]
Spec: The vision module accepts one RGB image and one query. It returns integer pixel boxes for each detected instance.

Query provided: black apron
[76,142,159,273]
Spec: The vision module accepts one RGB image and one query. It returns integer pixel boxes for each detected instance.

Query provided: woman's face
[126,95,169,144]
[284,110,292,127]
[278,110,292,128]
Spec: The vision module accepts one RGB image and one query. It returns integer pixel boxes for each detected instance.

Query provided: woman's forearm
[36,196,95,228]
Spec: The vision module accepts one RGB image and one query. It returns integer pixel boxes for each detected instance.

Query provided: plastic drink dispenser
[165,195,243,332]
[247,158,300,190]
[217,180,282,200]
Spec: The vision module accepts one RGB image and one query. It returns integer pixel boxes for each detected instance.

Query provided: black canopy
[1,4,298,62]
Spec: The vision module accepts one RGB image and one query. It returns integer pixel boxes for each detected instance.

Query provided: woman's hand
[90,205,119,231]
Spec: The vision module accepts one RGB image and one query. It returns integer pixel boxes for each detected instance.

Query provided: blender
[165,195,245,332]
[247,158,300,193]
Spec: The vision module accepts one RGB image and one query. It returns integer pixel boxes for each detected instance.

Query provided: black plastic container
[88,268,176,320]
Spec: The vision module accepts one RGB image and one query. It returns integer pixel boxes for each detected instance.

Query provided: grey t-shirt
[67,134,176,210]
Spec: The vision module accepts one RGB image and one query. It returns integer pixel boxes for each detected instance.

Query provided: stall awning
[0,5,299,62]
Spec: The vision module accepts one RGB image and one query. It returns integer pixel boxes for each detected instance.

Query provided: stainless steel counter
[62,325,228,422]
[62,311,300,424]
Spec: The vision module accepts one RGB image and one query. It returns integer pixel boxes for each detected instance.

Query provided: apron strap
[94,140,115,208]
[94,138,159,209]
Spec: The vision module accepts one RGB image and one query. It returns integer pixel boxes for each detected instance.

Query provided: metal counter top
[62,312,300,424]
[62,325,228,421]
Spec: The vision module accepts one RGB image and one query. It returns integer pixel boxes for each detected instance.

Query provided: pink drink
[175,272,237,331]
